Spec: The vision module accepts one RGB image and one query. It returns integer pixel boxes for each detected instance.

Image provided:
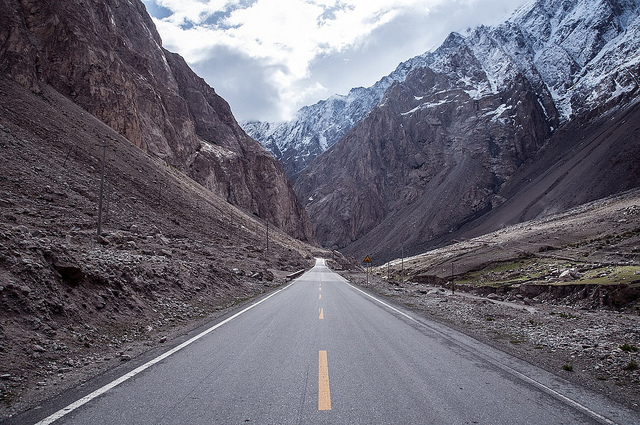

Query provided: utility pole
[97,140,107,237]
[451,261,455,294]
[401,244,404,283]
[104,179,111,224]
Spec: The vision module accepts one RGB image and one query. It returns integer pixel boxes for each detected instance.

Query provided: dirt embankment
[0,77,324,420]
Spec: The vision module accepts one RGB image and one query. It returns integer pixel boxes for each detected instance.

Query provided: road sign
[363,256,371,263]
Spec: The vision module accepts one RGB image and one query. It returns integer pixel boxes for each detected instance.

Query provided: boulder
[53,261,84,286]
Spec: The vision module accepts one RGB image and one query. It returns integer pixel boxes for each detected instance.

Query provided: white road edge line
[34,281,296,425]
[341,279,617,425]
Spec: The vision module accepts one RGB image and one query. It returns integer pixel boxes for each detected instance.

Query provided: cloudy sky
[142,0,530,122]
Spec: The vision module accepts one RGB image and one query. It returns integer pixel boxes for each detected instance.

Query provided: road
[17,259,639,424]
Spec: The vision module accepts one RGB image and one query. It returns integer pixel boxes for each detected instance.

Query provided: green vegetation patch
[620,343,639,353]
[571,265,640,286]
[457,258,640,289]
[457,258,570,287]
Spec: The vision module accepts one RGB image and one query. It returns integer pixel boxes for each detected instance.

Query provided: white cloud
[143,0,528,121]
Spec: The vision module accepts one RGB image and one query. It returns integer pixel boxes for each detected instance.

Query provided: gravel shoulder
[341,269,640,413]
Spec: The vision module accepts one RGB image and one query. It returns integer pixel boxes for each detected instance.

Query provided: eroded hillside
[0,77,324,418]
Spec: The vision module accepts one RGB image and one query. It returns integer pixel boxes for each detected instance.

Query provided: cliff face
[295,38,554,252]
[0,0,313,242]
[294,0,640,259]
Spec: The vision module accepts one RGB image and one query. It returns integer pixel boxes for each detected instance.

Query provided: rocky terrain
[254,0,640,260]
[343,269,640,412]
[333,191,640,410]
[0,0,313,241]
[0,75,326,419]
[241,55,432,182]
[0,1,325,418]
[384,188,640,282]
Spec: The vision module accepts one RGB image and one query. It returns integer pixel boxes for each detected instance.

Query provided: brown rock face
[295,15,640,261]
[295,38,554,257]
[0,0,313,242]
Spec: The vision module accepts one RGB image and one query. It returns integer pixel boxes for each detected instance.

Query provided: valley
[1,0,639,421]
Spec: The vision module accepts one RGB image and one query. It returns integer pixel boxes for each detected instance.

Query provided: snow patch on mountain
[244,0,640,179]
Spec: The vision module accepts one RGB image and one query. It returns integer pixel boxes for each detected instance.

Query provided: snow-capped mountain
[292,0,640,259]
[467,0,640,120]
[241,54,431,181]
[245,0,640,184]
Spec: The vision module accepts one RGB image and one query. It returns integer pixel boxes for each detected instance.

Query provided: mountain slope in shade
[294,0,640,260]
[0,0,314,242]
[0,75,320,418]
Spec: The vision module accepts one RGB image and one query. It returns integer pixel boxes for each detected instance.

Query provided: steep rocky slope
[0,76,323,419]
[242,55,430,182]
[294,0,640,260]
[0,0,313,242]
[248,0,640,184]
[0,0,321,417]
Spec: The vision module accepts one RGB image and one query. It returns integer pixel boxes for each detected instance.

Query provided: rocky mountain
[0,0,314,242]
[0,0,325,415]
[294,0,640,260]
[247,0,640,183]
[241,55,431,181]
[0,74,324,417]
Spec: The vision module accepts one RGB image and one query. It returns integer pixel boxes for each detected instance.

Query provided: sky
[142,0,530,123]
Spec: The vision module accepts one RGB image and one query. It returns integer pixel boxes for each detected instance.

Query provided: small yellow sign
[363,256,371,263]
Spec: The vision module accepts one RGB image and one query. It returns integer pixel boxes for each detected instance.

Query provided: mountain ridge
[292,0,640,259]
[245,0,640,184]
[241,53,432,181]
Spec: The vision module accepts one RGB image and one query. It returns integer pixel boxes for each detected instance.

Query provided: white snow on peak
[243,0,640,173]
[401,99,448,116]
[485,104,512,123]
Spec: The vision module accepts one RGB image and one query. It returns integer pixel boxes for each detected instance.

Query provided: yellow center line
[319,287,322,291]
[319,294,322,299]
[318,350,331,411]
[319,308,324,320]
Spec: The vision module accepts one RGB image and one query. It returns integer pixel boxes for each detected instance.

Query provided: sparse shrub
[562,364,573,372]
[486,316,495,321]
[623,361,638,371]
[620,343,639,352]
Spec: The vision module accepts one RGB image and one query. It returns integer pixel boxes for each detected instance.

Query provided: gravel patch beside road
[342,270,640,413]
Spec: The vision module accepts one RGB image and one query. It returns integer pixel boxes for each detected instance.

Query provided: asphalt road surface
[16,259,640,424]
